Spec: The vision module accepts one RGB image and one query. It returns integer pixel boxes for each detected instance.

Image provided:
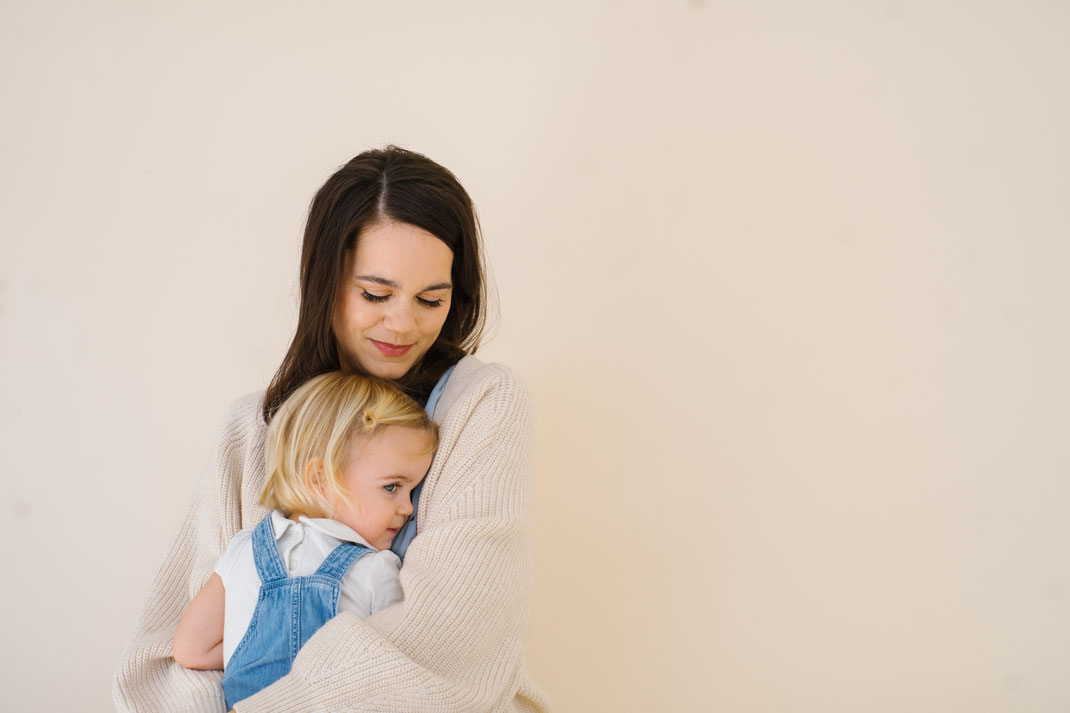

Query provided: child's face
[328,425,434,550]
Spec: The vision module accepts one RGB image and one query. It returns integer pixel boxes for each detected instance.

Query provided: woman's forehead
[352,221,453,280]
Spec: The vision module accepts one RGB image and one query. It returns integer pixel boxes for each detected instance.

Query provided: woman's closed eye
[361,290,389,303]
[361,290,444,308]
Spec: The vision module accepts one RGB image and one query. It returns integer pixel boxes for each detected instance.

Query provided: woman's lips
[370,339,413,357]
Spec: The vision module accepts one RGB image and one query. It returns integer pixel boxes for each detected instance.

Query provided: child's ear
[303,457,328,498]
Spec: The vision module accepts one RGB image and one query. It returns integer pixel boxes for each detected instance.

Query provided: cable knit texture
[113,357,551,713]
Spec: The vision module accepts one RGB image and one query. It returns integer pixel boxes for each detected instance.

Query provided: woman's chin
[360,358,415,381]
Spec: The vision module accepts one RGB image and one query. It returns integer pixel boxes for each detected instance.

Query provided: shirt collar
[266,509,378,550]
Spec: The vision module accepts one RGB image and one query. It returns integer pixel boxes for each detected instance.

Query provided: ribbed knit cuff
[112,661,230,713]
[232,673,320,713]
[188,693,230,713]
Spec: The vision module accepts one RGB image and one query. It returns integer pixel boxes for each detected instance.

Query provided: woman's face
[333,221,454,381]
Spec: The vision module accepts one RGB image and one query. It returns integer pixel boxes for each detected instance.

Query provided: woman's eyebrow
[355,274,452,291]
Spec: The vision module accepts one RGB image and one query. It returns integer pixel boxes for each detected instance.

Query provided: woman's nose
[382,299,417,334]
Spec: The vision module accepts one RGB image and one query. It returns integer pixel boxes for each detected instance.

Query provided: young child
[172,371,438,709]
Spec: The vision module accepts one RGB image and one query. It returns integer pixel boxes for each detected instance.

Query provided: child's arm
[173,573,226,671]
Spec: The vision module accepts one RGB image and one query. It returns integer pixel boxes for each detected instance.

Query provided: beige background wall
[2,1,1068,711]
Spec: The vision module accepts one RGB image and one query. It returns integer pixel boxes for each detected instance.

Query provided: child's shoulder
[345,548,401,588]
[340,547,404,615]
[215,525,256,581]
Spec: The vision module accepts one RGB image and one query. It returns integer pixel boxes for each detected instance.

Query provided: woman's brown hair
[262,146,487,422]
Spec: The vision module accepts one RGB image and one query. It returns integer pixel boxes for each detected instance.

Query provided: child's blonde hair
[261,371,438,518]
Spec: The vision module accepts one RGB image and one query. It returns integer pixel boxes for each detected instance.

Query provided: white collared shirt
[215,510,404,666]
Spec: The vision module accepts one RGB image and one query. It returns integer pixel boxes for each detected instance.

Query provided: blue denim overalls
[220,516,372,708]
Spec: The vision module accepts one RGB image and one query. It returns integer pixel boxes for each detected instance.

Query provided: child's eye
[361,290,389,303]
[383,484,399,494]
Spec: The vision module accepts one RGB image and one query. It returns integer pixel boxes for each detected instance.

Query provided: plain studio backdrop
[2,1,1068,711]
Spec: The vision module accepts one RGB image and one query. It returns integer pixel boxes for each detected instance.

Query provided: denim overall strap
[315,541,372,579]
[250,514,288,584]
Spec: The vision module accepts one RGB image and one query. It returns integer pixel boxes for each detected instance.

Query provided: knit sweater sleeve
[113,393,263,713]
[234,364,550,713]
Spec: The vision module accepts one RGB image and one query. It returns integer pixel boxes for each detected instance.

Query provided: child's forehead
[346,425,436,461]
[350,423,435,445]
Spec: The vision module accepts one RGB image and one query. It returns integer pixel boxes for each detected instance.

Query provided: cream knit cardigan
[113,356,551,713]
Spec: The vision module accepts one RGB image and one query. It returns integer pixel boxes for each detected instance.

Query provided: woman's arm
[113,392,264,713]
[234,363,551,713]
[173,574,226,670]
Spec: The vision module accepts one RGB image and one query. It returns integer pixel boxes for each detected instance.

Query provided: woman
[113,146,550,713]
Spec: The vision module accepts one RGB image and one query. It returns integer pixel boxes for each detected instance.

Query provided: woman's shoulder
[435,356,531,421]
[211,390,268,442]
[434,355,535,438]
[448,354,524,382]
[220,390,267,427]
[203,391,269,481]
